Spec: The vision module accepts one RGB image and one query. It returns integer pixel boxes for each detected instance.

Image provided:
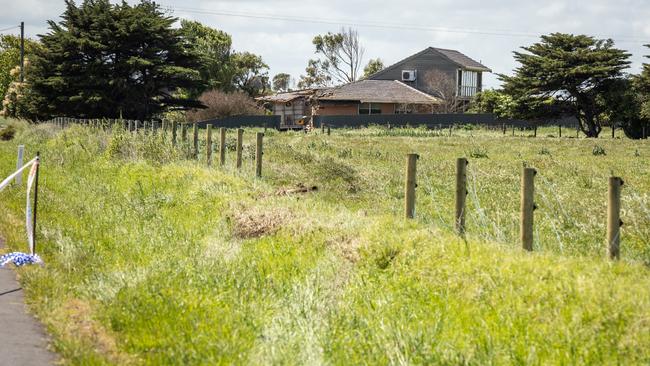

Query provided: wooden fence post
[162,119,167,134]
[193,123,199,158]
[172,121,178,145]
[144,120,148,132]
[206,125,213,166]
[321,123,325,134]
[181,123,187,143]
[448,125,453,137]
[404,153,419,219]
[219,127,226,166]
[611,125,615,139]
[533,125,537,137]
[607,177,624,259]
[255,132,264,177]
[502,123,506,135]
[327,126,331,136]
[576,125,580,138]
[558,124,562,138]
[236,128,244,169]
[512,125,515,136]
[15,145,24,185]
[455,157,468,235]
[521,167,537,251]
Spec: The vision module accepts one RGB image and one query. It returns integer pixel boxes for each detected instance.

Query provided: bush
[186,90,263,122]
[592,145,606,156]
[0,124,16,140]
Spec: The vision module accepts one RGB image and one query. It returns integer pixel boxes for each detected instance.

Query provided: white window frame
[458,70,478,97]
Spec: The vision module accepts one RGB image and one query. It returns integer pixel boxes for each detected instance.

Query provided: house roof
[256,88,324,103]
[316,80,440,104]
[369,47,491,79]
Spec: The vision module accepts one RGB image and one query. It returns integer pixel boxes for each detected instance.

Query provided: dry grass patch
[230,206,293,239]
[53,299,135,364]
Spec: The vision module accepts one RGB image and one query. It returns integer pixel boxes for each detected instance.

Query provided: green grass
[0,122,649,365]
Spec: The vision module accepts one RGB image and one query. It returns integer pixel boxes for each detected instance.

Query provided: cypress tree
[30,0,203,120]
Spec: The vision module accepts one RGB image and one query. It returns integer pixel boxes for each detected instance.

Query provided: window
[359,103,382,115]
[458,70,479,97]
[395,104,413,114]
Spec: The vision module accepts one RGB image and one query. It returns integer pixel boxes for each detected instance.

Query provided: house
[313,79,440,115]
[256,89,321,128]
[367,47,491,101]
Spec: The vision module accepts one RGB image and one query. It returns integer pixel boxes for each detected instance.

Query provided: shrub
[186,90,263,122]
[592,145,606,156]
[0,124,16,140]
[468,147,489,159]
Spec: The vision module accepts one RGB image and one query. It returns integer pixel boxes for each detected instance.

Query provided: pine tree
[29,0,203,120]
[500,33,630,137]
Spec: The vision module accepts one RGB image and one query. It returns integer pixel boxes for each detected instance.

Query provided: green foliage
[308,27,364,84]
[2,125,650,363]
[272,73,291,92]
[179,20,233,96]
[592,145,606,156]
[28,0,203,121]
[231,52,269,97]
[0,124,16,140]
[297,59,331,88]
[500,33,631,137]
[468,90,516,118]
[0,35,39,100]
[362,58,384,78]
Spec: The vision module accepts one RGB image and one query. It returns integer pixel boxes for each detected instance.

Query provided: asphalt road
[0,240,56,365]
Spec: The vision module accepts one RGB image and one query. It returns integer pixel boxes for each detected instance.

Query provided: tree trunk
[579,111,601,138]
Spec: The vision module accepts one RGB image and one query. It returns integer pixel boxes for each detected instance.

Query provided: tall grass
[0,123,648,365]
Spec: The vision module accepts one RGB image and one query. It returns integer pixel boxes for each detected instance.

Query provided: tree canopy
[297,59,331,89]
[500,33,630,137]
[179,19,233,96]
[272,73,291,92]
[362,58,384,79]
[307,27,364,85]
[28,0,203,120]
[0,35,39,101]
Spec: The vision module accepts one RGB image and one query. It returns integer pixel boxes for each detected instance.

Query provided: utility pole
[20,21,24,83]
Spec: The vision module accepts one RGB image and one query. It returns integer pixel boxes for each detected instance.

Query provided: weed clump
[468,147,489,159]
[0,125,16,140]
[592,145,606,156]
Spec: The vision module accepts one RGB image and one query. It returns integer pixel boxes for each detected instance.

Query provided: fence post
[219,127,226,166]
[558,124,562,138]
[193,123,199,158]
[15,145,24,185]
[607,177,624,259]
[255,132,264,177]
[448,125,453,137]
[236,128,244,169]
[520,167,537,251]
[404,153,419,219]
[576,125,579,138]
[327,126,331,136]
[206,125,213,166]
[128,120,133,132]
[181,123,188,143]
[534,125,537,137]
[512,125,515,136]
[455,157,468,235]
[502,123,506,135]
[172,121,178,145]
[321,123,325,134]
[144,120,148,132]
[612,125,615,139]
[152,120,156,134]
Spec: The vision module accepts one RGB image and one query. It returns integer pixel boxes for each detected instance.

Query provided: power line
[164,5,649,43]
[0,25,20,33]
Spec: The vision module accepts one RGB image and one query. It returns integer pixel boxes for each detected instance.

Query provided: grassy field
[0,119,649,365]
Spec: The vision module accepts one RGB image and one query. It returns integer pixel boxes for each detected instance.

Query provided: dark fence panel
[195,115,280,129]
[313,114,580,129]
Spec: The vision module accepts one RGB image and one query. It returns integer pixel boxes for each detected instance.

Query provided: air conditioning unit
[402,70,417,81]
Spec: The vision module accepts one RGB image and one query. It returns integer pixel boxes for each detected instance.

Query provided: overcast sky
[2,0,649,89]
